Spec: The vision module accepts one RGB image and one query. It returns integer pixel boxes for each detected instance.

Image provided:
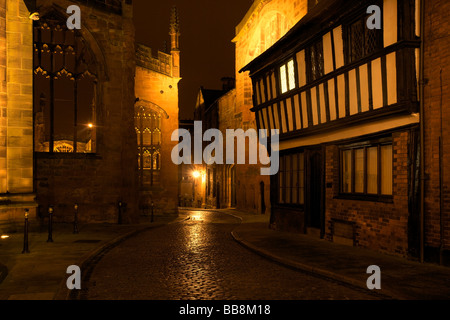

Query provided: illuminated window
[33,13,97,154]
[280,65,288,93]
[143,150,152,169]
[143,128,151,145]
[288,60,296,91]
[152,128,161,145]
[54,143,74,153]
[136,107,163,187]
[279,59,296,94]
[340,141,393,197]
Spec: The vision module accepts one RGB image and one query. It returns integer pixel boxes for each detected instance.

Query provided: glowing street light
[192,171,201,179]
[88,123,94,129]
[29,12,40,21]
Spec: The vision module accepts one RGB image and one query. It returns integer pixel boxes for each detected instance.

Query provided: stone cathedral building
[134,7,181,216]
[0,0,180,232]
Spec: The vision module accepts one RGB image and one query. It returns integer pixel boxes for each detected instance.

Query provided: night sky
[133,0,253,120]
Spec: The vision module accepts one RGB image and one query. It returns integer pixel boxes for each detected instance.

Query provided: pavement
[0,214,184,300]
[0,208,450,300]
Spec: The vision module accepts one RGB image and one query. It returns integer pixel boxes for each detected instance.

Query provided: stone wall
[33,0,138,224]
[135,62,180,215]
[0,0,36,232]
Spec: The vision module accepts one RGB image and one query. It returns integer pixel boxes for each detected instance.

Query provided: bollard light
[118,201,123,225]
[47,206,54,243]
[73,203,79,234]
[151,200,154,223]
[22,209,30,254]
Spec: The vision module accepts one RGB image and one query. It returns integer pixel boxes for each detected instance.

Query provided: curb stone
[54,214,190,300]
[224,211,404,300]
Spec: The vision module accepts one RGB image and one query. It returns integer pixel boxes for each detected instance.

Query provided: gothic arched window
[152,128,161,145]
[33,13,97,153]
[135,106,163,187]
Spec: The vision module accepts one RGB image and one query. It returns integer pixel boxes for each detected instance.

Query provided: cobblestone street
[80,210,379,300]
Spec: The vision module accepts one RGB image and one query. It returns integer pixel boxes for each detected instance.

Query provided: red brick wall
[325,131,411,257]
[423,0,450,251]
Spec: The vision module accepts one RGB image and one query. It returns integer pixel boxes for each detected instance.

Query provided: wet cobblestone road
[83,211,379,300]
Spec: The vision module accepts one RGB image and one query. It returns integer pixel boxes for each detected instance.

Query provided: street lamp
[47,206,54,243]
[29,12,40,21]
[73,203,79,234]
[87,123,94,152]
[22,209,30,254]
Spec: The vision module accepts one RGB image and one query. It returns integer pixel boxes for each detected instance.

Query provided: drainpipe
[439,68,444,265]
[419,0,425,263]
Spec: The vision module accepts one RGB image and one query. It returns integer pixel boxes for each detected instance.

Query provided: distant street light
[29,12,40,21]
[22,209,30,254]
[192,171,200,179]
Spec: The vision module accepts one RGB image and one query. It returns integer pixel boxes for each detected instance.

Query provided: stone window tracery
[136,107,163,187]
[33,13,97,154]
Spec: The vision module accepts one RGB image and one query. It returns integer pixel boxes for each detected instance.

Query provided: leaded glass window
[340,141,393,197]
[278,152,305,205]
[308,40,324,82]
[279,59,296,94]
[346,8,383,64]
[33,12,97,153]
[135,107,163,187]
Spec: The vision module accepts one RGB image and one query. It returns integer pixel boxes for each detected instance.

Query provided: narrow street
[78,210,379,300]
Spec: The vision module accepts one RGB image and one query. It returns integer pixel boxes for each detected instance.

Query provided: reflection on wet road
[84,210,378,300]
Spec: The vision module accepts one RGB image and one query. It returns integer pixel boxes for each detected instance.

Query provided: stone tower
[134,7,181,216]
[169,6,180,78]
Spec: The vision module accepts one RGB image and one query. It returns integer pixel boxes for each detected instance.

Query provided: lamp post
[87,123,93,153]
[22,209,30,254]
[73,203,79,234]
[47,206,54,243]
[118,201,123,225]
[151,200,154,223]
